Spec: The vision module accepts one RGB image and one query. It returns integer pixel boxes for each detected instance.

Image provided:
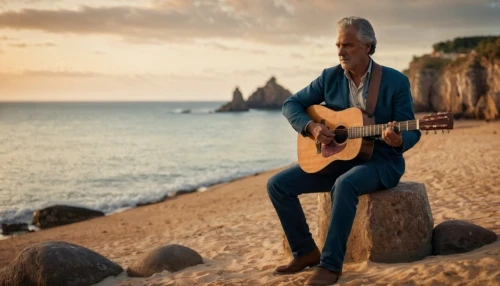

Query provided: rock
[246,77,293,109]
[127,244,203,277]
[432,220,497,255]
[32,205,105,229]
[1,223,30,235]
[286,182,433,263]
[216,87,249,112]
[0,241,122,286]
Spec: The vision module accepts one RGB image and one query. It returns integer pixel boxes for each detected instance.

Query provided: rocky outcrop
[0,241,123,286]
[127,244,203,277]
[432,220,497,255]
[32,205,105,229]
[407,49,499,120]
[216,87,249,112]
[246,77,293,109]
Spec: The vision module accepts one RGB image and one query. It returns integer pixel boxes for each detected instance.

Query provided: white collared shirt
[344,59,372,110]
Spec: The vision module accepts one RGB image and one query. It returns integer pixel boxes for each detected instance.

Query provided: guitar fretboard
[347,120,419,139]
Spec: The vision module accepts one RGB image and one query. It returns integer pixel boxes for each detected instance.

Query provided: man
[267,16,421,285]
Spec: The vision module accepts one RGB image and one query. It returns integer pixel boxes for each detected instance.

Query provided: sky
[0,0,499,101]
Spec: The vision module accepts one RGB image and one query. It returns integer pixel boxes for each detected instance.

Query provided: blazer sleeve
[393,76,421,154]
[282,69,326,137]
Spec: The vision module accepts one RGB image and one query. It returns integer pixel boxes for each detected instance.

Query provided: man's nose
[338,46,345,56]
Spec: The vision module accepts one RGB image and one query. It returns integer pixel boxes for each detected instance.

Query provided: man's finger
[320,130,334,138]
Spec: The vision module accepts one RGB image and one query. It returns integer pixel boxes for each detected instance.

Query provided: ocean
[0,101,297,227]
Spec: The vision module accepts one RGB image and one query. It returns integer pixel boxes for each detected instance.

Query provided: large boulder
[0,241,123,286]
[216,87,249,112]
[246,77,293,109]
[127,244,203,277]
[32,205,105,229]
[432,220,497,255]
[317,182,434,263]
[282,182,434,263]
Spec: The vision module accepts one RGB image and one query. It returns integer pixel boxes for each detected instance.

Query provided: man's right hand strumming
[306,122,335,145]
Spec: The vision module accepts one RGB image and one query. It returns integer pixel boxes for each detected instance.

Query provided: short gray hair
[336,16,377,55]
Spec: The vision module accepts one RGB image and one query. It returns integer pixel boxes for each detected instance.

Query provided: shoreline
[0,166,290,239]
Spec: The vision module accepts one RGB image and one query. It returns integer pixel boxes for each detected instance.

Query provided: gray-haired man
[268,16,421,285]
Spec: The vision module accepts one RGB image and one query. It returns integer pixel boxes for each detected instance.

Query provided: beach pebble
[432,220,497,255]
[127,244,203,277]
[0,241,123,286]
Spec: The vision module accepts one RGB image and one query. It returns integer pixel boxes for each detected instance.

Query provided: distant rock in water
[405,36,500,120]
[247,77,293,109]
[216,87,249,112]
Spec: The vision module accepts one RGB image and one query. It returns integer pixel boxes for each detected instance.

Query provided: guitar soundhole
[333,126,348,144]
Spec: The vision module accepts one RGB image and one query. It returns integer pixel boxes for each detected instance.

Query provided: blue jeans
[267,160,384,272]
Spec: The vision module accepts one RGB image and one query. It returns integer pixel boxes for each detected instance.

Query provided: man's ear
[366,43,371,54]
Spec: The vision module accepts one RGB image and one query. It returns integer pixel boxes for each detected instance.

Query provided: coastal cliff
[405,36,500,120]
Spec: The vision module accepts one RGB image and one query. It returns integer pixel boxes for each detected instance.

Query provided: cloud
[0,0,497,45]
[8,42,56,48]
[205,42,268,54]
[3,70,103,78]
[290,52,304,59]
[0,35,18,41]
[91,50,108,55]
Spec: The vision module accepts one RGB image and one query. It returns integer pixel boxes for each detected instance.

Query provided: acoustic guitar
[297,105,454,173]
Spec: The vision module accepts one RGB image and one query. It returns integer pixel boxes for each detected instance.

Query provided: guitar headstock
[420,112,454,133]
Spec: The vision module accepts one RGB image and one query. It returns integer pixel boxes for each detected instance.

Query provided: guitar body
[297,105,375,173]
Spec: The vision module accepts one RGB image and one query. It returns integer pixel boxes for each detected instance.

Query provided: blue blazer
[282,63,421,189]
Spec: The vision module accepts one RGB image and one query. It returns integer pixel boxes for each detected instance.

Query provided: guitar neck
[348,120,419,139]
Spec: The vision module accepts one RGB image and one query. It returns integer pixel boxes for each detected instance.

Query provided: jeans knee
[333,175,358,196]
[267,174,279,196]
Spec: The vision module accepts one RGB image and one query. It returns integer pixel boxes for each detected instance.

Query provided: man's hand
[307,122,334,145]
[382,121,403,147]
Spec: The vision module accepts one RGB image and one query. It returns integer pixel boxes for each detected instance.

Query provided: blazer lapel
[339,75,349,109]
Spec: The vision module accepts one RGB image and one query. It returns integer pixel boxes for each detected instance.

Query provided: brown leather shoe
[274,247,320,275]
[304,267,340,285]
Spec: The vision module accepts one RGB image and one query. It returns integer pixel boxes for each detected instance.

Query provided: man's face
[336,26,370,71]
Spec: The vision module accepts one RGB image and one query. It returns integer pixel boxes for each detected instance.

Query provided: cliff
[406,36,500,120]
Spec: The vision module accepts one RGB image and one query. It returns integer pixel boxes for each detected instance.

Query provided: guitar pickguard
[321,142,346,158]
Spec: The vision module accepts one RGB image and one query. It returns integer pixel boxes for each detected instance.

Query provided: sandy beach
[1,119,499,286]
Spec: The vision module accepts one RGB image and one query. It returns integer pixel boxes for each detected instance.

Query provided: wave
[0,163,290,226]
